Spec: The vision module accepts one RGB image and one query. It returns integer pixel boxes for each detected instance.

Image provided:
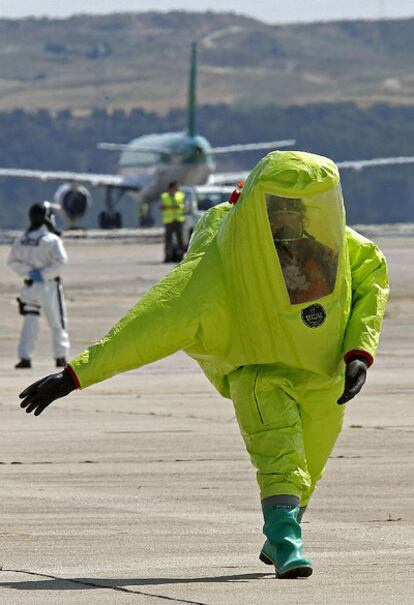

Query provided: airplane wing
[0,168,144,191]
[207,171,250,186]
[210,155,414,186]
[337,156,414,170]
[97,142,168,155]
[210,139,296,154]
[98,139,296,155]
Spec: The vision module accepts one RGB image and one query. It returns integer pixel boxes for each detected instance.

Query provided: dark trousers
[164,221,185,262]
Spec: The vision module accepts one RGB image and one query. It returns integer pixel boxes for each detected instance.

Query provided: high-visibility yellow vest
[161,191,186,224]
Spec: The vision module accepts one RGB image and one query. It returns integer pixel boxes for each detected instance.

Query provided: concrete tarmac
[0,234,413,604]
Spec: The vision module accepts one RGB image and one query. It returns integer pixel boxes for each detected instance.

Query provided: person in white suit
[8,203,70,369]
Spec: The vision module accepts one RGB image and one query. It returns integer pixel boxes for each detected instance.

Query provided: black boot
[55,358,67,368]
[15,358,31,369]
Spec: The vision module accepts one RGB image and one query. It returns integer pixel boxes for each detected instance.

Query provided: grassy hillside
[0,12,414,113]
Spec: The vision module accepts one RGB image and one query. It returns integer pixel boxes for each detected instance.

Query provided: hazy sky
[1,0,414,24]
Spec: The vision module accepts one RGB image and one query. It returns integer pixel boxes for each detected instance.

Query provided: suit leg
[41,283,70,360]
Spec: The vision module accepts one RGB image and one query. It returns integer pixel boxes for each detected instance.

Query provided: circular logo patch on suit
[301,304,326,328]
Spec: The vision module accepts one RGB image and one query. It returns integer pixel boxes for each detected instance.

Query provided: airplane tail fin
[187,42,197,137]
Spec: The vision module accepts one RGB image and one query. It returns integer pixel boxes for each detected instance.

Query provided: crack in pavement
[0,456,243,465]
[1,568,209,605]
[82,408,234,424]
[0,401,234,424]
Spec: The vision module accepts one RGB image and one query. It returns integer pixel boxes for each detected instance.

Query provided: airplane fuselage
[118,131,215,203]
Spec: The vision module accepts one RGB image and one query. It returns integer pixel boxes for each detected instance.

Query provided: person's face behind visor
[266,195,304,241]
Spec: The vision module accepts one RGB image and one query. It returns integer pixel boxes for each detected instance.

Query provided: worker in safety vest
[18,151,388,579]
[160,181,186,262]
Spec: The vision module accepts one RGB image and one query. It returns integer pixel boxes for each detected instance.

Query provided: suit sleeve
[7,239,31,278]
[68,204,230,390]
[343,227,389,364]
[68,263,201,389]
[42,237,68,280]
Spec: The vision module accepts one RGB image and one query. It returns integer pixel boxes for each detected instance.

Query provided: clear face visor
[266,195,305,241]
[269,210,304,241]
[265,189,344,305]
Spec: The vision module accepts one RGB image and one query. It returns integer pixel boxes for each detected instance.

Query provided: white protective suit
[8,226,70,360]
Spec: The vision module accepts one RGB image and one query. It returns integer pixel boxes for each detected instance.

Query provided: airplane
[2,42,414,229]
[0,43,295,229]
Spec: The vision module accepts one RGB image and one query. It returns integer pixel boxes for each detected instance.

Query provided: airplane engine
[54,183,91,229]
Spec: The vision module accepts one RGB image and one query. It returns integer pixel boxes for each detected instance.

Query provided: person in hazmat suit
[19,151,388,579]
[8,202,69,369]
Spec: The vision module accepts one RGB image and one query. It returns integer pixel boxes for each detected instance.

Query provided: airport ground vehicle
[182,185,234,245]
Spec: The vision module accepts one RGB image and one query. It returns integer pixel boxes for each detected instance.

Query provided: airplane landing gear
[98,211,122,229]
[99,186,124,229]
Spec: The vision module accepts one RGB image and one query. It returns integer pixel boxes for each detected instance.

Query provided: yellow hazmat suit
[69,151,389,510]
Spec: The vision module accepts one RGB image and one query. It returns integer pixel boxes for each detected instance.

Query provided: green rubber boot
[259,505,313,579]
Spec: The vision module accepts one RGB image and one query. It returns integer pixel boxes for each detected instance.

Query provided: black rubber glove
[337,357,368,405]
[19,367,76,416]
